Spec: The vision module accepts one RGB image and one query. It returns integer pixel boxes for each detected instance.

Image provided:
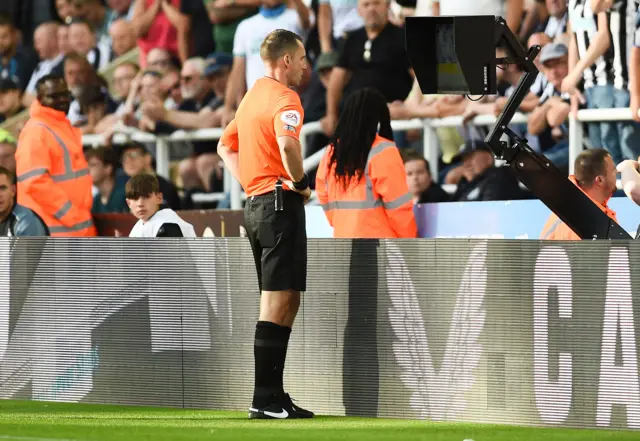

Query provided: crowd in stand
[0,0,640,218]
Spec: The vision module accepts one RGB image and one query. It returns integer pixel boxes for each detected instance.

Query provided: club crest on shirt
[283,124,296,133]
[280,110,301,127]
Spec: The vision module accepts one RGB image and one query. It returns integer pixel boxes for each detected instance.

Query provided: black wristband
[292,174,309,190]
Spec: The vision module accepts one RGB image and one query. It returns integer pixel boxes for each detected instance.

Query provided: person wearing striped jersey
[564,0,640,164]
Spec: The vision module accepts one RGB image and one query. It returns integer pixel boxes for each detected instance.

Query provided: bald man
[109,19,136,58]
[24,22,65,105]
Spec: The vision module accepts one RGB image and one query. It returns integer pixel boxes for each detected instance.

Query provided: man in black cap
[450,141,525,202]
[0,77,24,123]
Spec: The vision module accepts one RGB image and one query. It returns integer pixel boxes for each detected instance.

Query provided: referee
[218,29,313,420]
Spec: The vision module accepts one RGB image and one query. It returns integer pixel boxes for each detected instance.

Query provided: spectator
[300,51,335,177]
[143,54,231,130]
[117,68,166,131]
[64,51,92,97]
[119,142,182,210]
[160,65,182,109]
[16,74,97,237]
[75,79,119,133]
[321,0,413,137]
[86,147,129,214]
[108,0,135,21]
[402,149,450,204]
[528,42,571,168]
[536,0,568,42]
[204,0,260,55]
[25,22,64,100]
[58,23,72,56]
[68,18,111,72]
[448,141,524,202]
[0,129,16,174]
[112,62,140,107]
[540,148,617,240]
[318,0,363,54]
[527,31,552,98]
[0,78,24,124]
[92,62,140,133]
[132,0,186,66]
[180,0,215,58]
[63,52,101,126]
[0,166,49,236]
[0,16,35,91]
[56,0,74,22]
[70,0,116,49]
[433,0,524,38]
[109,19,137,58]
[221,0,312,125]
[302,50,335,123]
[145,57,223,192]
[146,47,175,73]
[575,0,640,163]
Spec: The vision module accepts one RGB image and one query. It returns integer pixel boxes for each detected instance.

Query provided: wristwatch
[292,174,309,191]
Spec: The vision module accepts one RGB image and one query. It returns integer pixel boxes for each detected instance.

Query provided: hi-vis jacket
[316,135,418,238]
[16,100,97,237]
[540,175,617,240]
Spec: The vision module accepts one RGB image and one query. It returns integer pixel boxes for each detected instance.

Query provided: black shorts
[244,190,307,292]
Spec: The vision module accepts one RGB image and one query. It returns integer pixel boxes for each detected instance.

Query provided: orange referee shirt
[220,77,305,197]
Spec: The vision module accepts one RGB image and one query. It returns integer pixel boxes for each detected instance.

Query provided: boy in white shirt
[126,173,196,238]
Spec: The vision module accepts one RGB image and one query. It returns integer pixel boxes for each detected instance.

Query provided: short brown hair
[0,165,15,183]
[125,173,160,199]
[575,148,610,189]
[260,29,303,63]
[401,149,431,176]
[85,147,119,174]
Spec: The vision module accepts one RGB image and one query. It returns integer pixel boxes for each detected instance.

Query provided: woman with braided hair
[316,87,418,238]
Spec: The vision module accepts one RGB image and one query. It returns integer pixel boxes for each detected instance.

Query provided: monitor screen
[405,15,497,96]
[435,23,469,94]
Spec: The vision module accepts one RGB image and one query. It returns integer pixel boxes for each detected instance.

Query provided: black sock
[253,321,292,407]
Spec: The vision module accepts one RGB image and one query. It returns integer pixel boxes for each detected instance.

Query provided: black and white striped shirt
[569,0,612,89]
[607,0,638,90]
[635,1,640,47]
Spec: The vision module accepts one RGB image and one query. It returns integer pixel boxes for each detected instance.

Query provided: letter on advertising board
[533,246,572,424]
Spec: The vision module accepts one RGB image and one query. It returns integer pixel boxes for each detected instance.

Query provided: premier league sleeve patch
[283,124,297,133]
[280,110,301,127]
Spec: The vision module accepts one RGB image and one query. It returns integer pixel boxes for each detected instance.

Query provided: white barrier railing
[81,107,635,209]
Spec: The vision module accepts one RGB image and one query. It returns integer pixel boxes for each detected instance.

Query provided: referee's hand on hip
[282,179,312,204]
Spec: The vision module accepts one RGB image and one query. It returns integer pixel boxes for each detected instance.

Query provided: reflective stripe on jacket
[315,135,418,238]
[539,175,617,240]
[16,100,96,237]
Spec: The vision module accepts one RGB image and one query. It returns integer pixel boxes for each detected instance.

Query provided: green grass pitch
[0,400,638,441]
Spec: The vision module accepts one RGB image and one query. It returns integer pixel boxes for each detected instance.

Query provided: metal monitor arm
[485,17,631,240]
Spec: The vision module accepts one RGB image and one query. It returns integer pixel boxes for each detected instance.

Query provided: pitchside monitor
[405,15,497,95]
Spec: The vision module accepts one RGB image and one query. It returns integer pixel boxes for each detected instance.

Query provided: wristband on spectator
[293,174,309,191]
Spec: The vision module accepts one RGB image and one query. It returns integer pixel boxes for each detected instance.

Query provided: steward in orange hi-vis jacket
[540,148,618,241]
[316,88,418,238]
[16,75,96,237]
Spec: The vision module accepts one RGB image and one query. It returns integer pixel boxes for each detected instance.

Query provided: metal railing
[81,107,638,209]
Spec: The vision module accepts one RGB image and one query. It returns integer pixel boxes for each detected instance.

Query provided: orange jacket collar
[568,174,617,219]
[30,99,69,122]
